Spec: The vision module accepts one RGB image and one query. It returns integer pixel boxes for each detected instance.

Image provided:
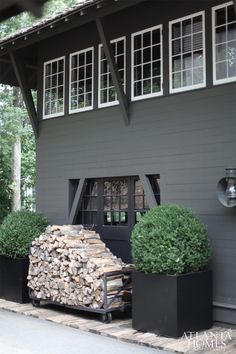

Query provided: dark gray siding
[36,0,236,324]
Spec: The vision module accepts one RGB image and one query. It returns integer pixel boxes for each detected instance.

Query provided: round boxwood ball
[0,210,48,258]
[131,204,211,275]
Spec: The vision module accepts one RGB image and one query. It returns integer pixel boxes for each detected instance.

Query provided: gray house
[0,0,236,325]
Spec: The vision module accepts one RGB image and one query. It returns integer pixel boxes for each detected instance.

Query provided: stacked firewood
[27,225,131,309]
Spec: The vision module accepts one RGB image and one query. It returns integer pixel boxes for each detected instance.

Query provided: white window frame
[212,1,236,85]
[98,36,126,109]
[69,46,94,114]
[169,11,206,94]
[131,24,163,102]
[43,56,65,119]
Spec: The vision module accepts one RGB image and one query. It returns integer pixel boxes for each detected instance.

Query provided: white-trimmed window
[98,37,126,108]
[43,56,65,119]
[212,1,236,85]
[69,47,94,113]
[169,11,206,93]
[131,25,163,101]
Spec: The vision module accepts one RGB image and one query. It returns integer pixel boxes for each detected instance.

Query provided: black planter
[0,255,29,303]
[132,269,212,338]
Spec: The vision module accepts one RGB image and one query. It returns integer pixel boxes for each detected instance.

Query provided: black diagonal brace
[9,51,39,138]
[96,17,129,125]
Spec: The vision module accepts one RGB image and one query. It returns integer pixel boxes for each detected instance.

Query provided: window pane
[134,34,142,50]
[228,5,235,23]
[104,197,111,210]
[216,8,226,26]
[183,53,192,70]
[216,61,227,79]
[193,51,203,68]
[182,35,192,53]
[173,72,181,88]
[193,33,203,50]
[172,39,181,55]
[173,56,181,72]
[143,63,151,79]
[112,197,119,211]
[183,70,192,86]
[45,63,51,76]
[143,48,151,63]
[193,67,203,84]
[135,196,143,209]
[143,79,151,94]
[152,61,161,77]
[152,45,160,61]
[182,19,192,35]
[134,66,141,81]
[152,77,160,92]
[228,23,236,41]
[143,31,151,47]
[172,23,181,39]
[134,81,142,96]
[193,16,202,33]
[134,50,142,65]
[216,26,226,44]
[79,53,85,66]
[152,29,160,44]
[216,44,227,62]
[120,196,128,210]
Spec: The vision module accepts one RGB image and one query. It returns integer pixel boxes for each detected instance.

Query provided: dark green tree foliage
[131,204,211,275]
[0,210,48,258]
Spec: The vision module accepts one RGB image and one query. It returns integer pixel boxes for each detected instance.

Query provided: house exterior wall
[36,0,236,324]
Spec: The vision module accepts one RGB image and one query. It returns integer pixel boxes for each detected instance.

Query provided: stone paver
[0,299,235,354]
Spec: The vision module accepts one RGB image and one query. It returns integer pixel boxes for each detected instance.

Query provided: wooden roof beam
[9,50,39,138]
[96,17,129,125]
[139,174,157,209]
[69,178,87,224]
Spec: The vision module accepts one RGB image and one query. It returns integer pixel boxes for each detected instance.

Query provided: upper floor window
[131,25,163,101]
[69,47,94,113]
[43,56,65,119]
[169,11,206,93]
[98,37,126,108]
[212,2,236,85]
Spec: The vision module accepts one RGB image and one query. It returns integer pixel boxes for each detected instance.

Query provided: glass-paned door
[77,175,160,262]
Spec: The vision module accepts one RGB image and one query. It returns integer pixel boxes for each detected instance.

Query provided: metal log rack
[29,268,132,323]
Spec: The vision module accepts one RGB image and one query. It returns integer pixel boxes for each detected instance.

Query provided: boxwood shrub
[131,204,211,275]
[0,210,48,258]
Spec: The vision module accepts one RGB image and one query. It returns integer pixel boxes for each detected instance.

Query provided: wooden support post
[139,174,157,209]
[69,178,87,224]
[96,17,129,125]
[9,51,39,138]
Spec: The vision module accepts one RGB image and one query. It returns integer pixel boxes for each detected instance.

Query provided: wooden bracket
[9,51,39,138]
[69,178,87,224]
[139,174,157,209]
[96,17,129,126]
